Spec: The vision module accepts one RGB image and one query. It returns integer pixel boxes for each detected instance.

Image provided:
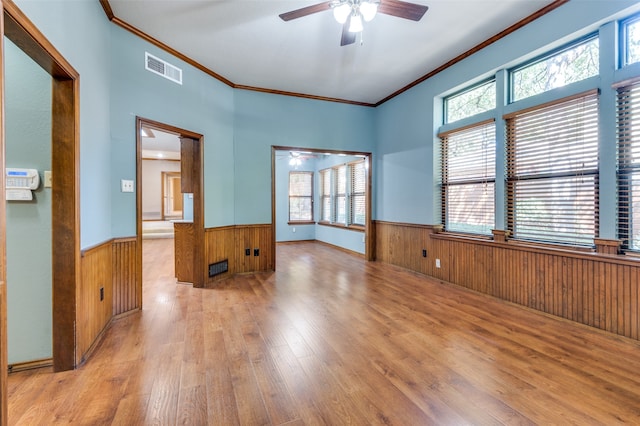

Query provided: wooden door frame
[1,0,81,421]
[136,117,204,288]
[271,146,375,268]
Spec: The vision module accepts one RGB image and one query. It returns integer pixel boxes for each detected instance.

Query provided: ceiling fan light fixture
[333,3,351,24]
[359,1,378,22]
[348,13,363,33]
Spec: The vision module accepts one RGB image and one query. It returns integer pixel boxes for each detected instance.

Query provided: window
[505,90,599,246]
[351,161,366,226]
[440,120,496,235]
[623,14,640,66]
[335,165,347,224]
[445,80,496,124]
[320,169,331,222]
[617,80,640,251]
[511,36,599,102]
[289,171,313,222]
[319,159,366,227]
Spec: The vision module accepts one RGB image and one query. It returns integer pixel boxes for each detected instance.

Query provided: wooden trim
[374,220,443,232]
[272,146,373,263]
[437,117,496,138]
[503,88,599,119]
[317,222,364,232]
[375,0,570,106]
[595,238,621,255]
[492,229,510,243]
[137,118,205,288]
[612,75,640,90]
[0,0,7,421]
[109,16,234,87]
[204,224,236,233]
[234,84,375,108]
[3,0,78,79]
[287,221,315,225]
[99,0,114,21]
[7,358,53,374]
[271,148,277,271]
[141,157,180,162]
[99,0,568,106]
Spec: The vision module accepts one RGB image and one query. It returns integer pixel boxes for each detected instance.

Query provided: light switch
[121,179,134,193]
[44,171,52,188]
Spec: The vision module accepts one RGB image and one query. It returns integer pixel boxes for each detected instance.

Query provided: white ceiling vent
[145,52,182,85]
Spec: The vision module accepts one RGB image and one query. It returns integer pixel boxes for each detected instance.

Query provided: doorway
[271,146,374,266]
[1,1,81,422]
[136,117,204,288]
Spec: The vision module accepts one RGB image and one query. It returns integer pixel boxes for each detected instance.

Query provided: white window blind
[505,90,599,246]
[617,80,640,251]
[320,169,331,222]
[350,160,366,226]
[289,171,313,222]
[440,120,496,235]
[334,165,347,224]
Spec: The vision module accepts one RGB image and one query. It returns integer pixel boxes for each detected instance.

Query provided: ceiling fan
[279,0,428,46]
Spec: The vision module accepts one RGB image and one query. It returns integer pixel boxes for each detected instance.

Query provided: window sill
[288,221,315,225]
[432,231,598,256]
[317,222,365,232]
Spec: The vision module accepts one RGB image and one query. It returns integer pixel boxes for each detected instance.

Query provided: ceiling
[106,0,562,105]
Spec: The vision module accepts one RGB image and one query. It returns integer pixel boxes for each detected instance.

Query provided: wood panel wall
[374,221,640,341]
[205,224,274,283]
[78,241,113,365]
[112,237,139,316]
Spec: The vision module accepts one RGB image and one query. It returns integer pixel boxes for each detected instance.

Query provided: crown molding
[99,0,569,107]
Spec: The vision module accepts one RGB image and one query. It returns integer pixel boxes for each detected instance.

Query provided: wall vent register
[208,259,229,278]
[145,52,183,85]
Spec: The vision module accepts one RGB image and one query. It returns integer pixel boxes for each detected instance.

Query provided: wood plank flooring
[7,239,640,425]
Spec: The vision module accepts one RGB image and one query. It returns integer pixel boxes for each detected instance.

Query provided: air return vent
[145,52,182,85]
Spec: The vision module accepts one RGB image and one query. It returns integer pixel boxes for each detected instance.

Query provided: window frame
[288,170,314,224]
[443,78,496,125]
[621,13,640,68]
[509,33,599,103]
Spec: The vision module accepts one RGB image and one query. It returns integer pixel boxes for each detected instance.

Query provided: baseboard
[8,358,53,374]
[313,240,365,258]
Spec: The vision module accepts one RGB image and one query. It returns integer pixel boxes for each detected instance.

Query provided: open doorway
[2,2,81,421]
[271,146,374,265]
[141,127,183,239]
[136,118,205,289]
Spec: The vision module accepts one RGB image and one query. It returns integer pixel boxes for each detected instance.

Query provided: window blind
[320,169,331,222]
[335,165,347,224]
[505,90,599,246]
[617,80,640,251]
[289,171,313,221]
[440,120,496,235]
[350,160,366,226]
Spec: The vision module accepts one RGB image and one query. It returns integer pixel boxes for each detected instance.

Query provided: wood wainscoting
[78,240,113,365]
[205,224,274,283]
[374,220,640,341]
[78,237,139,364]
[112,237,139,316]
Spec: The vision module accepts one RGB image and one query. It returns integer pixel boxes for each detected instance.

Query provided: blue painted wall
[5,39,52,363]
[275,151,316,242]
[375,0,640,239]
[234,90,374,225]
[109,25,235,234]
[15,0,112,248]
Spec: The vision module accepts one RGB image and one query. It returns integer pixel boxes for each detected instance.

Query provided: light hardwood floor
[8,239,640,424]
